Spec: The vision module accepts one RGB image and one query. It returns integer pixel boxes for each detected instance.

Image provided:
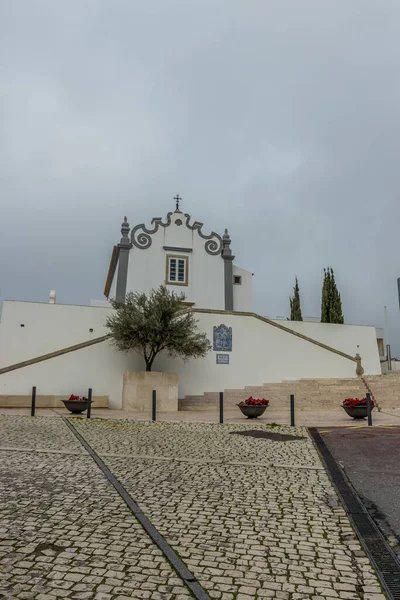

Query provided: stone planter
[62,400,89,414]
[237,404,268,419]
[122,371,178,412]
[342,405,374,419]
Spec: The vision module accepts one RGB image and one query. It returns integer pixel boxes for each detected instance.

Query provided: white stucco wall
[90,299,110,307]
[0,301,141,408]
[109,211,253,311]
[233,266,252,312]
[272,319,380,376]
[381,359,400,373]
[155,312,381,397]
[124,211,226,309]
[0,302,381,407]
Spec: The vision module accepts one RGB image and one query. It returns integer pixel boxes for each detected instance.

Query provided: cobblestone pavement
[0,415,85,454]
[72,420,320,468]
[0,416,387,600]
[0,417,191,600]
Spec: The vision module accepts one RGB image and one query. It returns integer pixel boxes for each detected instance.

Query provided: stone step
[363,374,400,408]
[181,376,373,411]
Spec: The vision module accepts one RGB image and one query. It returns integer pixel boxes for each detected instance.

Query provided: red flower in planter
[68,394,88,402]
[239,396,270,406]
[342,397,374,409]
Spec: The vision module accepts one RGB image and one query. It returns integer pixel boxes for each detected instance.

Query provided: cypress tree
[330,269,344,324]
[321,268,330,323]
[290,277,303,321]
[320,267,344,324]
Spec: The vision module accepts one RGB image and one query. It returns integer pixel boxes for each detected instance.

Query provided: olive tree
[106,286,211,371]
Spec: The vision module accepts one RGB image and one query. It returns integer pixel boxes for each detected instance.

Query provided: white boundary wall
[155,313,381,397]
[0,301,381,408]
[0,302,141,408]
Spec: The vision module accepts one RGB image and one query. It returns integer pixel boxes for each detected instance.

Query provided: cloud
[1,0,400,353]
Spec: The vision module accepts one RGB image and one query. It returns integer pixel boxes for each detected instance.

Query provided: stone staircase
[179,377,369,411]
[364,373,400,410]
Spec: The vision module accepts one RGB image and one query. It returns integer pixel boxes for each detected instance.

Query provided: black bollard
[87,388,92,419]
[290,394,295,427]
[219,392,224,424]
[152,390,156,422]
[366,392,373,427]
[31,386,36,417]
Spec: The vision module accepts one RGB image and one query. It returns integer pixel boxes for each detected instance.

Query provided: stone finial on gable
[222,229,234,260]
[120,216,130,246]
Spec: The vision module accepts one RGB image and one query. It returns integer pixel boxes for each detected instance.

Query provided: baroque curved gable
[131,212,223,256]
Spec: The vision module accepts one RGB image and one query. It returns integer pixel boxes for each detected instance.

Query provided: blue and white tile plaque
[213,324,232,352]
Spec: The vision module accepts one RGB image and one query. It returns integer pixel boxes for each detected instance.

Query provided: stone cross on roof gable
[174,194,182,213]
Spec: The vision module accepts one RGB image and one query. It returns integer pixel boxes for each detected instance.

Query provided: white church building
[104,198,252,313]
[0,200,382,410]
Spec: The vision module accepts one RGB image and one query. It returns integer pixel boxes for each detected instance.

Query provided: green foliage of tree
[106,286,212,371]
[321,268,330,323]
[321,267,344,324]
[289,277,303,321]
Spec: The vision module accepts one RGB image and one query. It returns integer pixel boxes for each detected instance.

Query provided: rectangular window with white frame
[166,255,188,286]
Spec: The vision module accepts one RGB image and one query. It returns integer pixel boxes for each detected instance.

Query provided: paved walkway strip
[309,427,400,600]
[64,417,211,600]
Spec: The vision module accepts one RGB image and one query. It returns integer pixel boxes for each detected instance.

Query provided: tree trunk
[145,354,156,371]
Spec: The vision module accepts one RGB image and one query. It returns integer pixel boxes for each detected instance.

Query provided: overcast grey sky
[1,1,400,352]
